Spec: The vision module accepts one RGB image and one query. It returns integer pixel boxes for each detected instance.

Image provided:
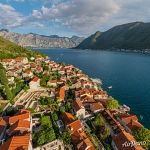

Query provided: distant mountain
[77,22,150,51]
[0,36,41,59]
[0,30,84,48]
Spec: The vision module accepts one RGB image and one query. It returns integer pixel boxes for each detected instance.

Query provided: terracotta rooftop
[113,130,144,150]
[31,76,39,82]
[0,117,7,134]
[71,130,87,144]
[15,57,26,62]
[120,114,138,124]
[1,59,14,62]
[73,99,84,111]
[126,120,143,131]
[68,120,82,134]
[8,120,30,136]
[9,110,30,124]
[77,138,96,150]
[59,86,66,101]
[0,135,30,150]
[90,102,104,111]
[62,112,75,125]
[120,113,143,131]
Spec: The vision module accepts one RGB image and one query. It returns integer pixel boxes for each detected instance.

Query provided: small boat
[140,115,143,120]
[108,86,112,89]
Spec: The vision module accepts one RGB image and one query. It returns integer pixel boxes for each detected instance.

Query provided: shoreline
[33,47,150,57]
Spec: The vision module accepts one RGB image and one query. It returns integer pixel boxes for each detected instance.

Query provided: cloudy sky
[0,0,150,37]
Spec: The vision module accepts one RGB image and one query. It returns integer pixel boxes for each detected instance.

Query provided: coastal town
[0,55,149,150]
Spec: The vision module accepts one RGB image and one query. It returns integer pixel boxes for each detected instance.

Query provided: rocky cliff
[0,29,84,48]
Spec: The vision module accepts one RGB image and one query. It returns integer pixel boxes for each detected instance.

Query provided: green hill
[76,31,102,49]
[77,22,150,51]
[0,36,41,59]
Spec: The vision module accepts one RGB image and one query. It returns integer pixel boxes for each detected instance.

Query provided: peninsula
[0,37,149,150]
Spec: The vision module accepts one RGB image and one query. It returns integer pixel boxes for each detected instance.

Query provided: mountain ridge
[0,30,84,48]
[77,22,150,51]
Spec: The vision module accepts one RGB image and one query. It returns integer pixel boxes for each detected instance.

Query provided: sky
[0,0,150,37]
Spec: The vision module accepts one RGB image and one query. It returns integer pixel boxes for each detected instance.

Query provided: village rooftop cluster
[0,56,146,150]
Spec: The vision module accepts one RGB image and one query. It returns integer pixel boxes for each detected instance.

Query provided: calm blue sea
[34,48,150,128]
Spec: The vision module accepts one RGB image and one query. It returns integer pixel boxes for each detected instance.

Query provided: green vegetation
[77,22,150,50]
[0,36,43,59]
[51,71,61,80]
[60,130,71,145]
[33,115,56,146]
[51,112,58,121]
[94,114,105,126]
[106,97,119,110]
[94,114,110,140]
[0,64,13,102]
[76,31,102,49]
[40,75,50,87]
[39,97,59,112]
[133,127,150,149]
[85,128,99,150]
[12,80,25,97]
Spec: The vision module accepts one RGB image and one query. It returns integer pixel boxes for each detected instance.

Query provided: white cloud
[0,3,25,28]
[101,0,150,30]
[7,0,25,2]
[32,0,120,34]
[0,3,44,29]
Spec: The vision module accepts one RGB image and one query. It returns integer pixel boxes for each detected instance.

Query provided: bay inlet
[34,48,150,128]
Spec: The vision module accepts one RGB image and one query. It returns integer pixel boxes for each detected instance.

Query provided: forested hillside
[0,36,41,59]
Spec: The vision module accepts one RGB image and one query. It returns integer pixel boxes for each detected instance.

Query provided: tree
[33,115,56,146]
[101,127,110,140]
[40,116,52,128]
[60,106,65,113]
[0,67,13,101]
[61,130,71,145]
[40,78,47,87]
[94,114,105,126]
[37,132,45,146]
[133,127,150,149]
[52,112,58,121]
[106,97,119,110]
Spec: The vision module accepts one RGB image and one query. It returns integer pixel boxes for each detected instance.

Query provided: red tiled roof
[15,57,27,62]
[31,63,36,68]
[121,114,138,124]
[0,117,7,134]
[0,135,30,150]
[31,76,39,82]
[73,99,84,111]
[120,114,143,131]
[9,109,30,124]
[71,130,87,144]
[90,102,104,111]
[59,86,66,101]
[48,80,57,83]
[62,112,75,125]
[8,120,30,136]
[68,120,82,134]
[77,138,96,150]
[113,130,144,150]
[1,59,14,62]
[127,120,143,131]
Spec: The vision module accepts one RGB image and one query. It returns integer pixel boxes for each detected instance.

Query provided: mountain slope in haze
[77,22,150,50]
[0,36,41,59]
[0,30,84,48]
[76,31,102,49]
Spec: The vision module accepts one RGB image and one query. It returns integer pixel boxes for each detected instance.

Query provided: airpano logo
[122,140,147,148]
